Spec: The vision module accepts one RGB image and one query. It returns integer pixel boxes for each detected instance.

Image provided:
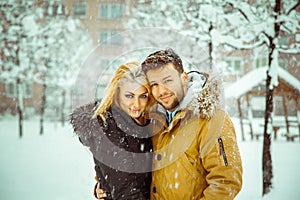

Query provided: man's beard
[158,80,186,111]
[159,97,180,111]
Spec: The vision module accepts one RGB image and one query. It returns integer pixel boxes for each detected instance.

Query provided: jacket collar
[107,104,151,138]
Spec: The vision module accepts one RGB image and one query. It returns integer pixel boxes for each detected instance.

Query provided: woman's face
[118,81,149,119]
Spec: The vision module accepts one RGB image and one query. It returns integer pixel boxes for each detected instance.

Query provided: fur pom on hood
[177,71,223,119]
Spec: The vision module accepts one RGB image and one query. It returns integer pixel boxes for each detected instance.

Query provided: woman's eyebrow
[124,91,134,95]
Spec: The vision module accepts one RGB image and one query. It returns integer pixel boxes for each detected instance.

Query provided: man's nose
[158,84,168,95]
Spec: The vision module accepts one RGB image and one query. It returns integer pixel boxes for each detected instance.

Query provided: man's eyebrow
[162,75,172,81]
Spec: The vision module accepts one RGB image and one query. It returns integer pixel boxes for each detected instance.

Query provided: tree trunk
[237,98,245,141]
[40,82,46,135]
[262,0,281,195]
[16,78,23,138]
[208,21,213,70]
[61,89,66,126]
[246,94,254,140]
[262,72,274,195]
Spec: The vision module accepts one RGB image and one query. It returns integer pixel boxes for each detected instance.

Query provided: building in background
[61,0,134,106]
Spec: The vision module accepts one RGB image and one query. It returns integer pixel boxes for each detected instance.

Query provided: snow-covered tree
[0,1,40,137]
[216,0,300,195]
[33,8,92,134]
[126,1,205,67]
[0,1,92,136]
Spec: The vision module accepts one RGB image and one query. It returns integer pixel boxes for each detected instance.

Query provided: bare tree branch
[287,1,300,15]
[278,46,300,54]
[222,37,265,50]
[226,2,249,22]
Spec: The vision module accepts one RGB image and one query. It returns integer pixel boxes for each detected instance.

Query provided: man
[142,48,242,199]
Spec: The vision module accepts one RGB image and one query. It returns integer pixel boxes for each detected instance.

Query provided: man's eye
[125,94,133,98]
[164,79,172,84]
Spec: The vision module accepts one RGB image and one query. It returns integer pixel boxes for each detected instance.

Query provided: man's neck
[166,107,179,114]
[166,107,180,124]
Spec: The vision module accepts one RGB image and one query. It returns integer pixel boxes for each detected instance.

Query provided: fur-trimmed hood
[183,71,223,119]
[157,71,223,119]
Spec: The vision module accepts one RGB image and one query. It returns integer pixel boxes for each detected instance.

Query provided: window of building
[99,30,122,45]
[6,82,16,98]
[110,31,122,45]
[23,82,32,98]
[222,58,243,75]
[111,4,122,18]
[255,57,268,68]
[44,2,66,16]
[73,2,87,18]
[278,37,288,47]
[296,33,300,42]
[99,31,108,44]
[5,82,32,98]
[99,3,122,19]
[56,4,66,15]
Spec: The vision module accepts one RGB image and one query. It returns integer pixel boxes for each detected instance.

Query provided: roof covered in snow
[225,67,300,99]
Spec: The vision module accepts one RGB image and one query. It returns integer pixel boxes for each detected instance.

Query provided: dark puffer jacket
[70,101,153,200]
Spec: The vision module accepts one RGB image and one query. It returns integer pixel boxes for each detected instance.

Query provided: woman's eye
[140,94,148,99]
[125,94,133,98]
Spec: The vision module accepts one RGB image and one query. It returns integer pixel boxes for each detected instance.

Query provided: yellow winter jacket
[150,73,243,200]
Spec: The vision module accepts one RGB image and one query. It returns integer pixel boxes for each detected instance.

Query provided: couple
[71,48,243,200]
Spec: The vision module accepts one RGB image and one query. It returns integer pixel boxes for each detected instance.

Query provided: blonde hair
[94,61,154,124]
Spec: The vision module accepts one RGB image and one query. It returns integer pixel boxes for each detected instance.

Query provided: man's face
[146,63,188,111]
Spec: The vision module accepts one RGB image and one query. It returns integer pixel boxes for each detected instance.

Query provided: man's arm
[200,110,243,200]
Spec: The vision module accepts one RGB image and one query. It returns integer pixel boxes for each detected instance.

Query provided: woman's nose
[133,98,140,108]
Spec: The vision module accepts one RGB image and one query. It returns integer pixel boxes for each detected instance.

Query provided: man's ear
[181,71,188,85]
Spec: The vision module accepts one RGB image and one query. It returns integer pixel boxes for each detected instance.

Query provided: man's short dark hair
[141,48,183,74]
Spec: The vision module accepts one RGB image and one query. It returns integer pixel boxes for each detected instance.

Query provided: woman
[70,62,155,200]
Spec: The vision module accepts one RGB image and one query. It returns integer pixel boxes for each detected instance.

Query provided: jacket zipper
[218,137,228,166]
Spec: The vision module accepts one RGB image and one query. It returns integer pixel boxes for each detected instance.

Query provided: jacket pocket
[180,152,203,182]
[218,137,228,166]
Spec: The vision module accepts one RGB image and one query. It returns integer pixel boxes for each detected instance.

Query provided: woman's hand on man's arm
[94,176,107,199]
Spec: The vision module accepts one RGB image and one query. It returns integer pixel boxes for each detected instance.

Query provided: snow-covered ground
[0,118,299,200]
